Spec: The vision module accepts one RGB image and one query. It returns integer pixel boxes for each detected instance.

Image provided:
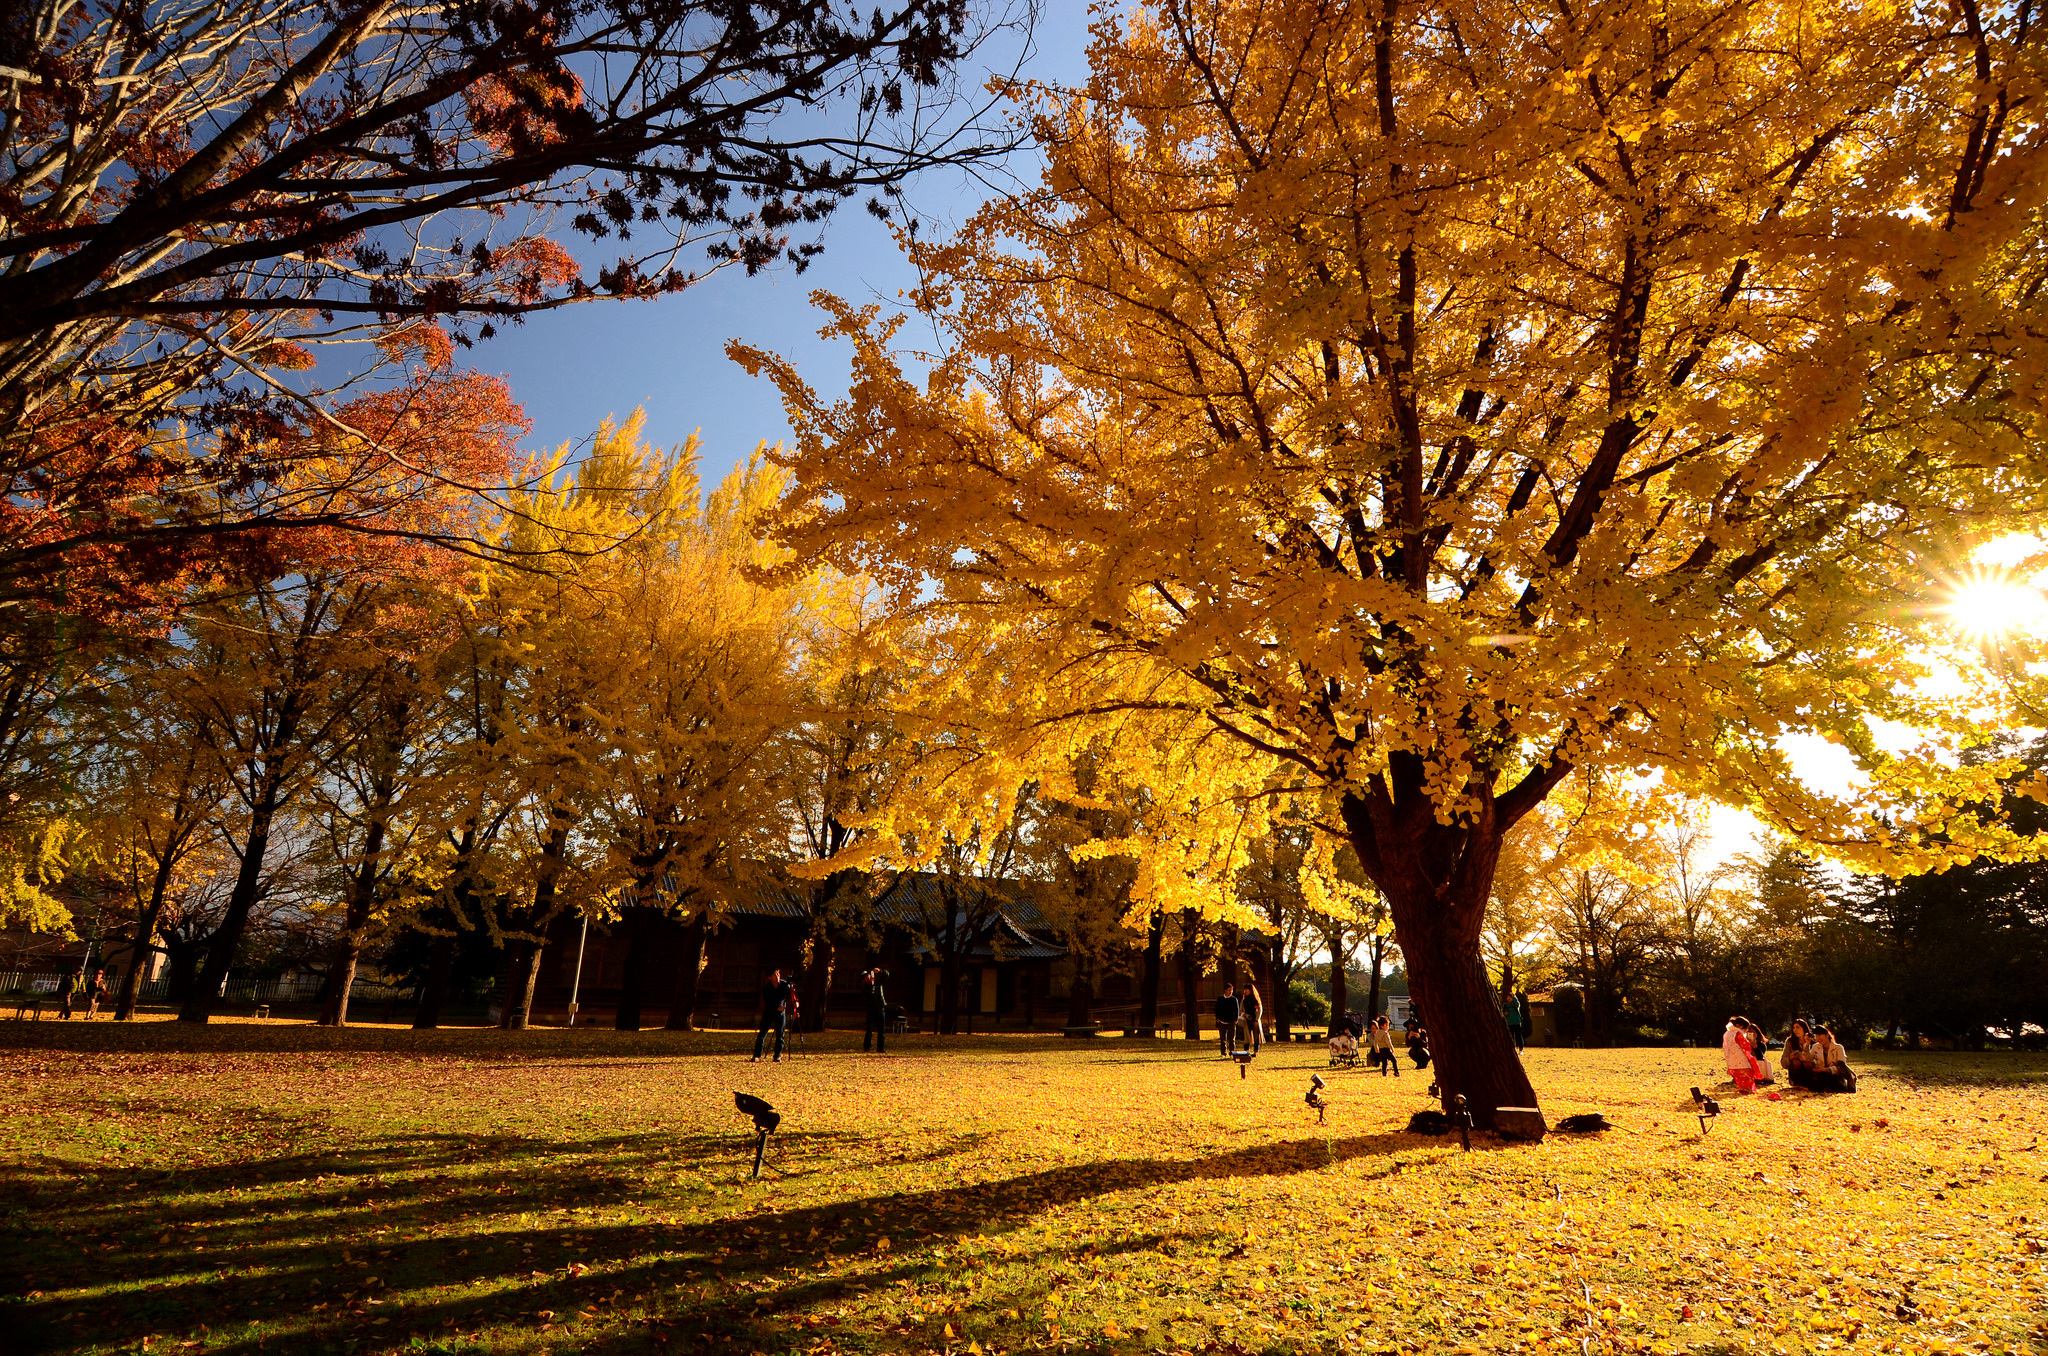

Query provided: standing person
[1239,982,1264,1054]
[56,967,79,1019]
[862,968,890,1054]
[1723,1017,1757,1093]
[1516,992,1532,1050]
[83,969,108,1021]
[1215,984,1240,1059]
[1503,995,1525,1052]
[1370,1016,1399,1077]
[752,968,793,1063]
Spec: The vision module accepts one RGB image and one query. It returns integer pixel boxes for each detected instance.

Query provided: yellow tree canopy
[738,0,2048,1118]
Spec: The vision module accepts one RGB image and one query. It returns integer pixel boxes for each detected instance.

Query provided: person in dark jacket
[752,968,793,1062]
[862,968,890,1054]
[1215,985,1240,1058]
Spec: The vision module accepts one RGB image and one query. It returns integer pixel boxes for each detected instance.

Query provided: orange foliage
[0,367,526,622]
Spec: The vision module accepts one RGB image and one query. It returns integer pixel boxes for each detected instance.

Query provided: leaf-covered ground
[2,1020,2043,1356]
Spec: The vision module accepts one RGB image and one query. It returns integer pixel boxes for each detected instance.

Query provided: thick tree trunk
[802,921,836,1033]
[413,934,457,1029]
[1383,884,1535,1123]
[1271,951,1294,1041]
[1136,911,1163,1036]
[116,857,179,1021]
[665,911,709,1031]
[1066,955,1094,1026]
[1342,792,1538,1125]
[114,944,157,1020]
[164,942,201,1004]
[179,792,279,1023]
[1179,908,1202,1039]
[616,906,659,1031]
[1328,949,1348,1035]
[499,939,543,1030]
[939,951,962,1035]
[321,815,387,1027]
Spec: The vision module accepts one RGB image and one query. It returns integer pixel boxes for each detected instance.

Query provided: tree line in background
[1477,767,2048,1051]
[6,406,1369,1031]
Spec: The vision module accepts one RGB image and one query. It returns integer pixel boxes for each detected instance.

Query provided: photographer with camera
[862,967,891,1053]
[752,968,795,1063]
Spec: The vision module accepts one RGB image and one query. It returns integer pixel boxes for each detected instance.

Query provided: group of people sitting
[1723,1015,1856,1094]
[1327,1013,1430,1074]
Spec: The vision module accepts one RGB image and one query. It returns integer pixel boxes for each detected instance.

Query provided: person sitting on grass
[1782,1019,1823,1091]
[1724,1017,1759,1093]
[1809,1025,1857,1093]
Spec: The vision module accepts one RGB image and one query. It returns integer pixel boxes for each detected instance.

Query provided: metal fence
[0,968,416,1007]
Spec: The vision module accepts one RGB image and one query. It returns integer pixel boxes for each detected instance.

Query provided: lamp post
[565,915,589,1028]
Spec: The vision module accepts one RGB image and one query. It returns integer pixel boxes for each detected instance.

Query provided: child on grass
[1723,1018,1758,1093]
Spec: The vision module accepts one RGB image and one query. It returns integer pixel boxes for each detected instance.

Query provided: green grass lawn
[2,1020,2044,1356]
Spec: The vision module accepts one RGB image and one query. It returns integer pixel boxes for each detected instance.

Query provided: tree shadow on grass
[1853,1052,2048,1089]
[1,1119,1443,1356]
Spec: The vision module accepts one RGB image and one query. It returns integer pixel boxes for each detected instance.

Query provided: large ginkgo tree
[739,0,2048,1122]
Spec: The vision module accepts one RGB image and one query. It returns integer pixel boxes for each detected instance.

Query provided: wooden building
[513,874,1075,1031]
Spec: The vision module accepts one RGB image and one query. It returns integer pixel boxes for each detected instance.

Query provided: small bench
[253,1005,271,1020]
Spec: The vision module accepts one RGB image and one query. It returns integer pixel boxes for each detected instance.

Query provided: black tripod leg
[752,1130,768,1179]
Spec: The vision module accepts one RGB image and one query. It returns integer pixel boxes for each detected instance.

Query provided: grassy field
[1,1020,2043,1356]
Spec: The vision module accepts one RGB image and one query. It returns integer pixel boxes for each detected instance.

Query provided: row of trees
[24,404,1369,1030]
[1481,770,2048,1049]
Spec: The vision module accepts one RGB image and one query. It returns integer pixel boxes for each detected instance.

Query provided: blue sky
[471,1,1095,483]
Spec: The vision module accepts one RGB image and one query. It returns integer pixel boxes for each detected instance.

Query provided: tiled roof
[630,870,1066,959]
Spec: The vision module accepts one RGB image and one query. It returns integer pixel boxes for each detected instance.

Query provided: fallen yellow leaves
[5,1028,2048,1356]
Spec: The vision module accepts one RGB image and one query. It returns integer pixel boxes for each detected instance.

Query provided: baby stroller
[1328,1013,1366,1069]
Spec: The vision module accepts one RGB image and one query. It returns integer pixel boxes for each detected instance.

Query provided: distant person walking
[1215,984,1240,1059]
[83,969,107,1020]
[56,968,78,1019]
[752,968,793,1063]
[862,968,889,1054]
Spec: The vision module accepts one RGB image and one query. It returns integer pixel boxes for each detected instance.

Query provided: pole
[565,915,589,1028]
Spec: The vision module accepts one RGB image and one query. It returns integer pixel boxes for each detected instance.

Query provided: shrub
[1289,978,1330,1025]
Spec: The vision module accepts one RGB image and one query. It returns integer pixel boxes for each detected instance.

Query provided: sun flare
[1944,573,2048,641]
